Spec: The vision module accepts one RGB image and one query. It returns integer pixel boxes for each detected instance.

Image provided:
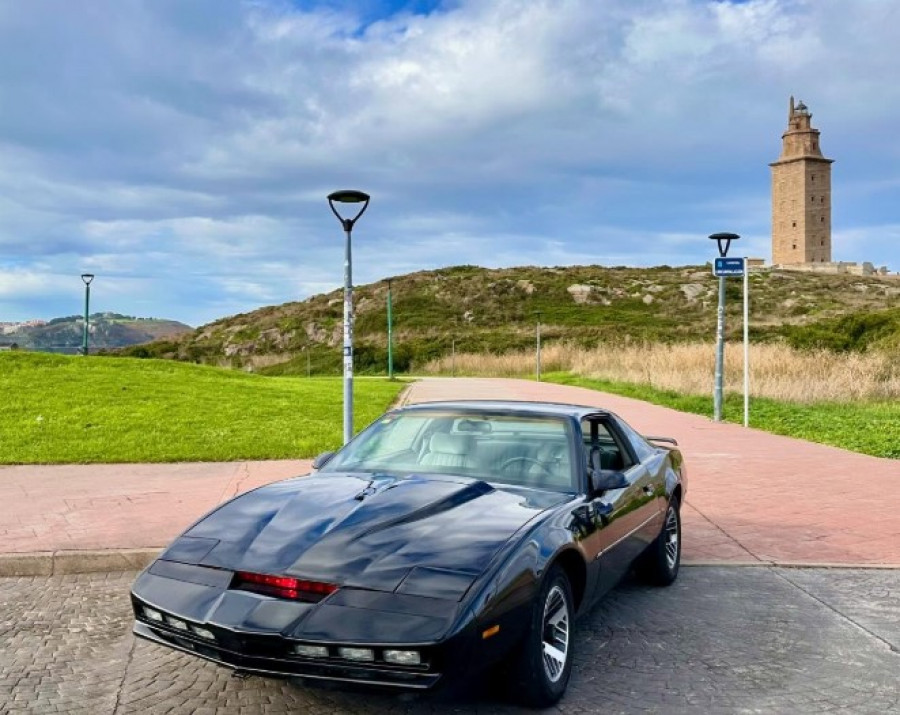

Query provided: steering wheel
[499,456,554,479]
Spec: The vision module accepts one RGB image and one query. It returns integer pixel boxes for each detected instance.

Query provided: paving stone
[2,568,899,714]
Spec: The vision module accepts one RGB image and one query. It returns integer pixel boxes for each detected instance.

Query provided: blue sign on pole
[713,257,745,277]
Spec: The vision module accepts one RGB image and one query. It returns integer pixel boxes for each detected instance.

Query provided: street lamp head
[328,190,369,204]
[81,273,95,286]
[709,232,740,258]
[328,190,371,231]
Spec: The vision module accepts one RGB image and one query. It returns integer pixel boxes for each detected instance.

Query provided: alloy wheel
[664,506,680,570]
[541,584,570,683]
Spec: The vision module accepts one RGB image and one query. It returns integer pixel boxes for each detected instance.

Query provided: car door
[612,414,670,519]
[582,416,664,602]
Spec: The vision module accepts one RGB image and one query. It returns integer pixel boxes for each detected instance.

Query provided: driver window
[581,418,633,472]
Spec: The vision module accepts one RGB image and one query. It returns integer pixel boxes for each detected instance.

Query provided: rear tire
[509,565,574,708]
[637,498,681,587]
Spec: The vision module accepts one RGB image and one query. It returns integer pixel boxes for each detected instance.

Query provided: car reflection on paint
[131,400,686,707]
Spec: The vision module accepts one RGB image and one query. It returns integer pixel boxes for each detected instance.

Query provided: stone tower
[770,96,834,264]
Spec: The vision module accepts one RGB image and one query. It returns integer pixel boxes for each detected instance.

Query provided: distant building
[766,97,895,277]
[770,96,834,264]
[0,319,47,334]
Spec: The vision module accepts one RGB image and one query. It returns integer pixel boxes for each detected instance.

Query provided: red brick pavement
[1,377,898,565]
[0,460,310,553]
[406,378,900,565]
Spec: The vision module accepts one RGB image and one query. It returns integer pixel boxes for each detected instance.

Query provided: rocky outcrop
[567,284,592,304]
[680,283,705,301]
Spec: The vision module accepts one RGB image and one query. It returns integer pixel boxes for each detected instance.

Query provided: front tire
[509,565,574,708]
[638,498,681,586]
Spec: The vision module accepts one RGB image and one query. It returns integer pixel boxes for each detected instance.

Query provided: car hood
[162,472,566,595]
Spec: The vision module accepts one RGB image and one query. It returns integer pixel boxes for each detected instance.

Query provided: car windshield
[319,409,577,493]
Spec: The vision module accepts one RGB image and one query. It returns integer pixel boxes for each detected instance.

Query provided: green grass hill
[117,264,900,375]
[0,352,403,463]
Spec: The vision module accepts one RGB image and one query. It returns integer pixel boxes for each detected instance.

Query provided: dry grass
[423,342,900,403]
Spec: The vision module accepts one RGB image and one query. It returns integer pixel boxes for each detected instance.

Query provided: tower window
[792,244,797,250]
[792,221,797,228]
[811,196,815,203]
[821,217,825,223]
[821,197,825,204]
[811,175,815,182]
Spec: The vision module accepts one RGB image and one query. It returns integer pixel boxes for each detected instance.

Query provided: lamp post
[327,190,370,445]
[386,279,394,379]
[709,233,740,422]
[80,273,94,356]
[534,311,542,382]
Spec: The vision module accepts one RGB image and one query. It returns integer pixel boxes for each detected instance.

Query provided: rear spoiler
[645,435,678,447]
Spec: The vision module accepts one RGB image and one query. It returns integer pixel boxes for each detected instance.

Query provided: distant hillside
[5,313,192,353]
[117,264,900,374]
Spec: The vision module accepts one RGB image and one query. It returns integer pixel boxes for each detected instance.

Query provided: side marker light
[482,625,500,639]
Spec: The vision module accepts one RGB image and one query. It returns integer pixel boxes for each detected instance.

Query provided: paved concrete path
[1,377,898,573]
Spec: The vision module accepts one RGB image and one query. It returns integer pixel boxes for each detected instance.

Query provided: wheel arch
[546,548,587,612]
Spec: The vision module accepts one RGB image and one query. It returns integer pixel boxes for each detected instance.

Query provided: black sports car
[131,400,686,707]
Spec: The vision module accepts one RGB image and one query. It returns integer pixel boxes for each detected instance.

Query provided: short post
[743,258,750,427]
[80,273,94,356]
[535,311,542,382]
[451,339,456,377]
[709,233,740,423]
[386,279,394,379]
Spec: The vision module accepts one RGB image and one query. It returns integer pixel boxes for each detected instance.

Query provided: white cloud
[0,268,62,300]
[1,0,899,325]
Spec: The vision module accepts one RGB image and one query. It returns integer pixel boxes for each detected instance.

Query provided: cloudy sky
[1,0,898,326]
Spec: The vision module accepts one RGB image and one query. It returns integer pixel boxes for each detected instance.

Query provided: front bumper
[133,620,444,689]
[130,559,481,690]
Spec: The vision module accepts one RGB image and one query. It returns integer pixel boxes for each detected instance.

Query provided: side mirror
[587,447,628,493]
[591,469,629,493]
[312,451,336,470]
